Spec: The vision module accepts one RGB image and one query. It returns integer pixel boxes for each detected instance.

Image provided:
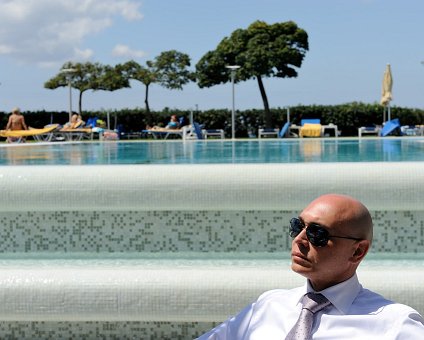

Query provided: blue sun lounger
[258,122,290,138]
[189,122,225,139]
[380,118,402,137]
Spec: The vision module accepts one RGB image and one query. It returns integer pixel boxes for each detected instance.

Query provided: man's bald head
[293,194,373,290]
[305,194,373,243]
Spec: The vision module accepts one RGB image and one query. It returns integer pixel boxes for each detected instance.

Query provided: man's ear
[350,240,370,264]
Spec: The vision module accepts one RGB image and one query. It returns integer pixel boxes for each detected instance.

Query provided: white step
[0,258,422,322]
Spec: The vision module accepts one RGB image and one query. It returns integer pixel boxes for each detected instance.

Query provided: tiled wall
[1,160,424,338]
[0,206,423,338]
[0,321,217,340]
[0,210,423,254]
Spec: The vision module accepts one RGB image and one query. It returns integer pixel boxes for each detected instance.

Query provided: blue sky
[1,0,424,114]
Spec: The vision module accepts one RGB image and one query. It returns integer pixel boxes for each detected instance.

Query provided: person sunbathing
[62,114,84,130]
[5,107,28,142]
[146,115,180,130]
[6,107,28,131]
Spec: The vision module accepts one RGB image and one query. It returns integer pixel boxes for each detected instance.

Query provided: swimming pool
[1,137,424,165]
[0,139,423,338]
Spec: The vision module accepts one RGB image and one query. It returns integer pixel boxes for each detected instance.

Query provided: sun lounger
[142,127,185,140]
[202,128,225,139]
[401,125,421,136]
[55,127,94,141]
[143,123,224,140]
[258,122,291,138]
[179,123,203,140]
[300,124,322,137]
[31,124,62,142]
[299,119,322,137]
[258,128,279,138]
[321,123,339,137]
[47,120,93,141]
[380,118,402,137]
[0,124,60,143]
[85,117,98,128]
[288,119,338,138]
[289,119,322,138]
[190,122,225,139]
[358,126,381,137]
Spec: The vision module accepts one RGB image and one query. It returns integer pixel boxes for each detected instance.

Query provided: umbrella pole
[388,104,391,122]
[383,106,386,124]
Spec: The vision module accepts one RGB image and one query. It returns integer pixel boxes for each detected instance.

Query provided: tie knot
[301,293,331,314]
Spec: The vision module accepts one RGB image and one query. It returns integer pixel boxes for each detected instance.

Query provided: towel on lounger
[300,123,322,137]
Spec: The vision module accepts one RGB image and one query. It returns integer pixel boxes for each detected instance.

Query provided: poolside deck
[0,163,423,338]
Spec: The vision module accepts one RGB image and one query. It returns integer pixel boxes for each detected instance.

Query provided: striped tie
[285,293,331,340]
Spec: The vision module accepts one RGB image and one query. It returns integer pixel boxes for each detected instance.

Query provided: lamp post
[226,65,241,139]
[60,68,76,122]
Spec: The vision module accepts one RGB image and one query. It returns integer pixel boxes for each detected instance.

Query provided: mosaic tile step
[0,258,422,322]
[1,163,423,212]
[0,210,423,254]
[0,320,216,340]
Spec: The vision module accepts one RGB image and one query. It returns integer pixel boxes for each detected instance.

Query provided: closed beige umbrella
[380,64,393,122]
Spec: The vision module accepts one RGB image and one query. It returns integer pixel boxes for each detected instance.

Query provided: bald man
[198,194,424,339]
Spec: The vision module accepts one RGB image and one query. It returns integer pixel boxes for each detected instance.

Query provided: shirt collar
[305,274,362,314]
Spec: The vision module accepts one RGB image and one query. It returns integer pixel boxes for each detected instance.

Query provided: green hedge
[1,103,423,137]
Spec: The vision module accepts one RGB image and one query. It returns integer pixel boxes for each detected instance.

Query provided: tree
[154,50,194,89]
[119,50,194,117]
[118,60,156,115]
[45,61,129,114]
[196,20,309,128]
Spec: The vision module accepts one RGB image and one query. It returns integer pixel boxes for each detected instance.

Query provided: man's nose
[293,228,309,245]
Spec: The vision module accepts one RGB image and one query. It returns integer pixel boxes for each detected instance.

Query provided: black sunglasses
[289,217,363,247]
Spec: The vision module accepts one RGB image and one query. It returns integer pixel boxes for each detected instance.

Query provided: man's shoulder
[357,287,393,303]
[356,287,422,318]
[256,286,304,304]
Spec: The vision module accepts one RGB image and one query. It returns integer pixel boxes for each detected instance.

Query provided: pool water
[1,138,424,165]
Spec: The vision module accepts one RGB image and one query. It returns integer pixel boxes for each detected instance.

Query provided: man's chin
[291,262,312,276]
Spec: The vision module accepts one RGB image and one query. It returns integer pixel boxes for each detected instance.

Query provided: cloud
[0,0,143,67]
[75,48,94,60]
[112,44,146,59]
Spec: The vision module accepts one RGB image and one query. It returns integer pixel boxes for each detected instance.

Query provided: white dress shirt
[197,274,424,339]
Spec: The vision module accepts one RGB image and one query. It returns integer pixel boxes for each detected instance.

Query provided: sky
[1,0,424,114]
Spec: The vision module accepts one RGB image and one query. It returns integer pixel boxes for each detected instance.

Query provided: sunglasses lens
[289,218,303,238]
[306,224,329,247]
